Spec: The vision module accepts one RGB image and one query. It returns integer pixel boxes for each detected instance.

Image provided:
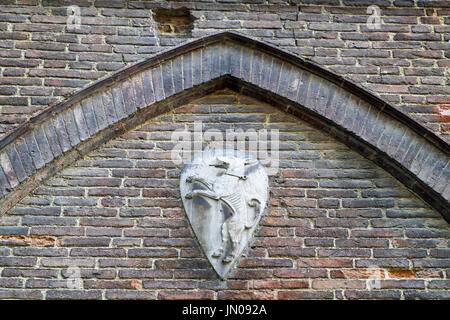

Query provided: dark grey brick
[229,44,242,80]
[201,46,212,83]
[192,49,202,87]
[260,53,273,91]
[393,129,414,162]
[366,112,388,147]
[182,52,193,90]
[360,108,381,145]
[219,44,230,77]
[210,44,221,80]
[376,117,397,152]
[34,126,53,164]
[334,92,354,127]
[425,155,447,187]
[59,237,111,247]
[315,81,338,116]
[0,165,11,196]
[409,143,433,175]
[417,150,440,183]
[0,289,42,299]
[46,290,102,300]
[413,259,450,268]
[325,89,348,125]
[268,58,282,93]
[402,137,425,169]
[92,94,108,130]
[433,161,449,193]
[0,257,37,267]
[172,56,183,94]
[277,63,293,98]
[356,258,409,268]
[101,89,118,125]
[5,145,27,182]
[52,116,72,153]
[14,137,36,177]
[345,98,365,135]
[151,65,165,101]
[250,50,262,87]
[9,206,61,216]
[23,132,45,170]
[72,103,90,141]
[404,290,450,300]
[13,247,68,257]
[110,86,127,120]
[120,80,137,115]
[42,121,63,158]
[240,47,252,83]
[161,61,174,98]
[0,226,28,235]
[386,122,406,157]
[23,216,77,226]
[132,73,146,110]
[141,70,156,106]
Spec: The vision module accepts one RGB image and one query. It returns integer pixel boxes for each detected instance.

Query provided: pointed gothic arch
[0,31,448,222]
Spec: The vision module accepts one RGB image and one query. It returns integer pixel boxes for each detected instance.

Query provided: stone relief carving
[180,150,269,279]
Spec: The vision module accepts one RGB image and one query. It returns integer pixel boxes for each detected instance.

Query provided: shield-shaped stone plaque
[180,149,269,279]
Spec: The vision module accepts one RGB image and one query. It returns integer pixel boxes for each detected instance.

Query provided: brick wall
[1,90,448,300]
[0,0,449,142]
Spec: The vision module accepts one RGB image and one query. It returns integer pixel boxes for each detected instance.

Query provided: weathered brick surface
[0,91,448,300]
[0,1,449,142]
[0,37,447,224]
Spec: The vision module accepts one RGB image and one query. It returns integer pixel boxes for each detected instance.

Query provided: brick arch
[0,31,448,222]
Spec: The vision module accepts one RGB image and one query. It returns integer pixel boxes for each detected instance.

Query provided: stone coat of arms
[180,149,269,279]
